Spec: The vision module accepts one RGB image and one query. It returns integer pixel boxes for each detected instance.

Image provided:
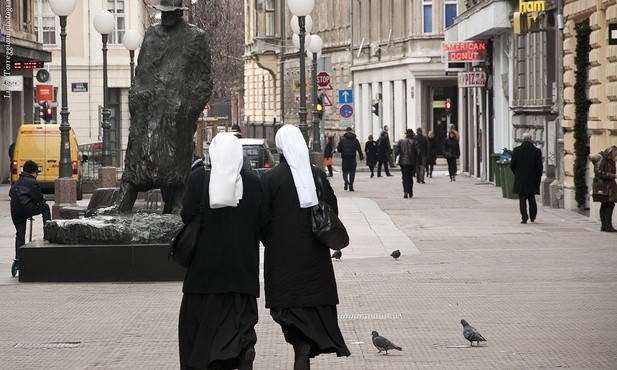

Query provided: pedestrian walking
[589,145,617,232]
[510,132,543,224]
[323,136,334,177]
[178,133,265,370]
[426,131,437,178]
[336,127,364,191]
[443,130,460,181]
[397,128,417,198]
[9,160,52,277]
[376,130,393,177]
[261,125,351,370]
[383,125,396,167]
[365,135,378,178]
[414,128,429,183]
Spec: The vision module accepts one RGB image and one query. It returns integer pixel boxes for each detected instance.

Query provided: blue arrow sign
[338,89,353,104]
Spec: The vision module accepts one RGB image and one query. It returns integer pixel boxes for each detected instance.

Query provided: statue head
[153,0,187,29]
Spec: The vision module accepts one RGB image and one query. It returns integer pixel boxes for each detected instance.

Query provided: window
[34,0,56,45]
[445,0,457,28]
[107,0,125,44]
[265,0,275,37]
[423,0,432,33]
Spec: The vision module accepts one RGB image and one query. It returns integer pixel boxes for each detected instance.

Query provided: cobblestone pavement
[1,163,616,369]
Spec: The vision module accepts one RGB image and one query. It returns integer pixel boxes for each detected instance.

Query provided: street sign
[458,71,486,88]
[339,104,354,118]
[294,93,309,103]
[36,85,54,101]
[317,71,331,89]
[323,93,333,107]
[338,89,353,104]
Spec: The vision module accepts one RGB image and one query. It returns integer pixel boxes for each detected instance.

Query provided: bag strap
[311,165,325,203]
[198,169,209,215]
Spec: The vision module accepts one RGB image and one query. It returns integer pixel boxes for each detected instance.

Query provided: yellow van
[11,123,83,200]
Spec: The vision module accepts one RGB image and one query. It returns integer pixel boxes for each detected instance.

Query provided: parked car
[239,138,276,177]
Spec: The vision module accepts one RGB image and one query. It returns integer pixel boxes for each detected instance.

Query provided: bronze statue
[116,0,213,212]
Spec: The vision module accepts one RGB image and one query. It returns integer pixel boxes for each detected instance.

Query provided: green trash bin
[499,160,517,199]
[490,153,501,187]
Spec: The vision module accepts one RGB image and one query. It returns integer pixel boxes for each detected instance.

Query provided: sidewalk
[0,167,616,369]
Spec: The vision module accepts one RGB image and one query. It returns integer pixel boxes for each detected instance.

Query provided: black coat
[181,167,266,297]
[427,138,437,165]
[397,138,417,166]
[443,137,460,159]
[365,140,378,166]
[510,141,543,195]
[591,151,617,202]
[323,142,334,158]
[377,133,391,162]
[260,160,340,308]
[337,132,363,160]
[9,172,47,225]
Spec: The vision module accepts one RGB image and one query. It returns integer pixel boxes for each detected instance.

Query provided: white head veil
[275,125,318,208]
[208,133,243,208]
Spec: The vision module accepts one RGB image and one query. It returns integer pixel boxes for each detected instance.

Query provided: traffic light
[445,98,452,115]
[315,94,324,119]
[39,101,53,123]
[372,101,380,116]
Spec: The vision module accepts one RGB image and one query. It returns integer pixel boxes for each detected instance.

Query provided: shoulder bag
[169,170,208,268]
[310,167,350,250]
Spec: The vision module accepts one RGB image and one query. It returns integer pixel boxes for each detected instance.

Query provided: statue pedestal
[98,166,117,188]
[53,178,77,219]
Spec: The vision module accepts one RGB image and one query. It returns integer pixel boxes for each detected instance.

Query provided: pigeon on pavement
[461,319,486,346]
[371,331,402,355]
[332,250,342,261]
[390,250,401,261]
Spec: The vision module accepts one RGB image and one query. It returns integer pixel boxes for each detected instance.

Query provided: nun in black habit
[260,125,351,370]
[179,133,266,370]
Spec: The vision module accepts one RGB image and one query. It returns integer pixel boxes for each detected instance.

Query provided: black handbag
[169,171,208,268]
[310,167,349,250]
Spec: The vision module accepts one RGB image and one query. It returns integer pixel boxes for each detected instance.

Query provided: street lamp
[49,0,76,178]
[307,34,323,152]
[287,0,315,145]
[123,30,143,88]
[94,10,115,167]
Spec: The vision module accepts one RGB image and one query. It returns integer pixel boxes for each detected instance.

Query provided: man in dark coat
[116,0,213,212]
[376,130,392,177]
[510,132,543,223]
[336,127,364,191]
[413,127,429,183]
[9,160,51,276]
[364,135,378,178]
[397,129,417,198]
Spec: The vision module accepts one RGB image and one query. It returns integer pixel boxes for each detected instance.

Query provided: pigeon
[331,250,342,261]
[390,250,401,261]
[371,331,402,355]
[461,319,486,346]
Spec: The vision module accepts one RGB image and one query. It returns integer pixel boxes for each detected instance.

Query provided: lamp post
[123,30,143,88]
[94,10,115,168]
[49,0,76,178]
[307,34,323,152]
[288,0,314,145]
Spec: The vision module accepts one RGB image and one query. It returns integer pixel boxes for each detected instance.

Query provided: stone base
[98,166,118,188]
[18,240,185,282]
[53,178,77,219]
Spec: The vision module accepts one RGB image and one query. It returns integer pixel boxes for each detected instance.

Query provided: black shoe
[377,175,382,177]
[370,173,374,178]
[530,217,536,223]
[344,184,348,191]
[386,174,393,177]
[409,191,413,198]
[11,259,19,277]
[601,227,617,232]
[404,193,408,198]
[521,219,528,224]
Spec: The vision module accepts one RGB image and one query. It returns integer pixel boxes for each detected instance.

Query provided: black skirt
[270,305,351,358]
[179,293,258,370]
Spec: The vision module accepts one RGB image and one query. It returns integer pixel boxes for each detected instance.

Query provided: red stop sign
[317,71,331,88]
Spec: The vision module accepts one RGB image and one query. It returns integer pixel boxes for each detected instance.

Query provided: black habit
[179,166,266,369]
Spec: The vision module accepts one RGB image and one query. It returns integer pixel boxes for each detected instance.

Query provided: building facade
[1,0,51,183]
[244,0,458,148]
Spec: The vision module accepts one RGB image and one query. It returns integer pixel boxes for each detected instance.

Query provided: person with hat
[115,0,213,213]
[9,160,51,277]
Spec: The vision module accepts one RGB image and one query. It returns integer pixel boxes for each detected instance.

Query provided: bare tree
[190,0,245,99]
